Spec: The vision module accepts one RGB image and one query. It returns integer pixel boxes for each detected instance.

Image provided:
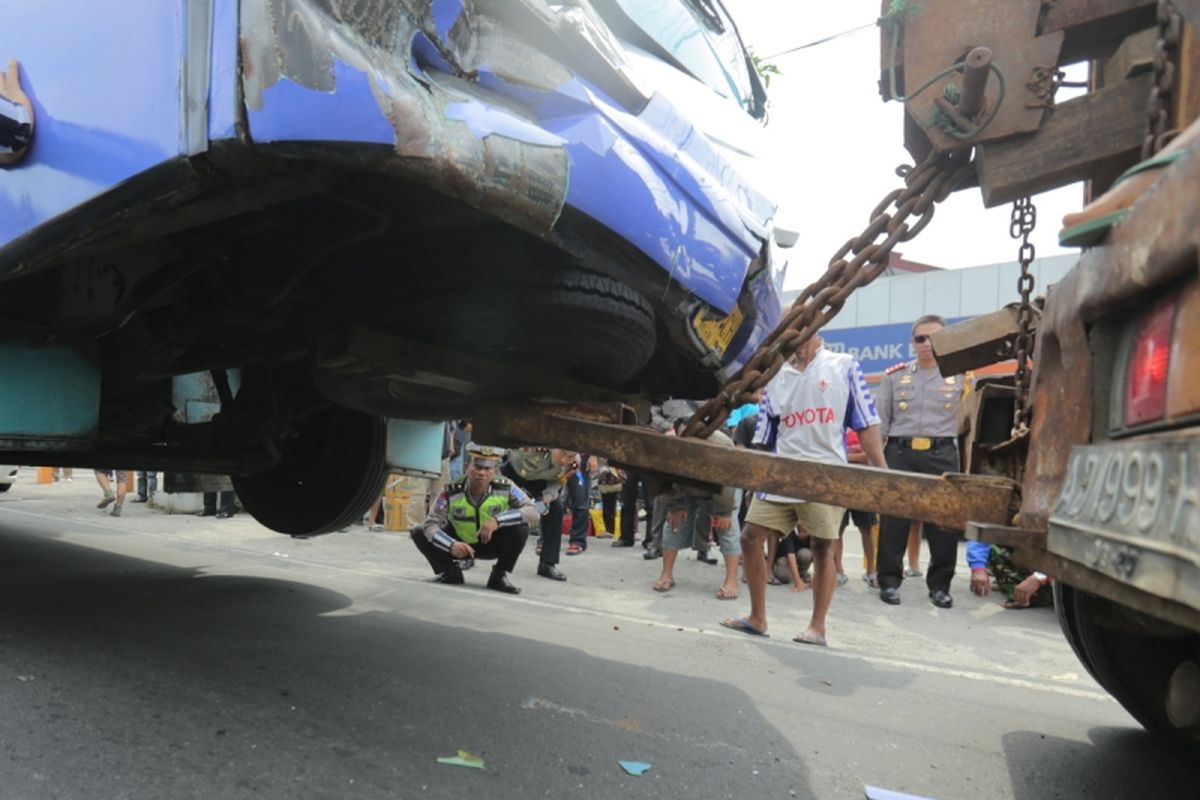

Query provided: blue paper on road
[865,785,938,800]
[619,760,652,776]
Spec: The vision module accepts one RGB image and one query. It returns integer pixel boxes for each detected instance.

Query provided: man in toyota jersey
[721,334,887,646]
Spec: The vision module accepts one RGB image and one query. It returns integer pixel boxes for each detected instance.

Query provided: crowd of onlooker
[63,317,1054,645]
[411,315,1053,647]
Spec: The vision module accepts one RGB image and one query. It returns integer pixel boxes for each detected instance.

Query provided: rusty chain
[1008,196,1037,439]
[999,2,1178,441]
[684,148,976,439]
[1025,65,1065,111]
[1143,0,1181,159]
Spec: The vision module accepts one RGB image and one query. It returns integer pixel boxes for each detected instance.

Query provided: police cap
[466,443,505,468]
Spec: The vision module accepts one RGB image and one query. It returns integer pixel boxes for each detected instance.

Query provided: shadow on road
[1003,726,1198,799]
[0,532,815,799]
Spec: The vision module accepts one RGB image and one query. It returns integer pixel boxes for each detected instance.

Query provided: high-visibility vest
[447,489,510,544]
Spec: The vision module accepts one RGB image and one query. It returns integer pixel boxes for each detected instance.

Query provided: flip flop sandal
[566,544,585,556]
[652,579,675,592]
[836,574,849,587]
[715,588,738,600]
[719,616,769,637]
[792,631,828,647]
[1058,149,1185,247]
[904,568,923,578]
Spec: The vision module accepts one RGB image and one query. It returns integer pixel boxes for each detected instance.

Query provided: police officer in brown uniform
[875,315,968,608]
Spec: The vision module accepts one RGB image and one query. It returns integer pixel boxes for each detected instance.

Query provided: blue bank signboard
[822,317,966,378]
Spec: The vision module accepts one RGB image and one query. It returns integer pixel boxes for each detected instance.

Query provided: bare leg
[717,553,739,598]
[765,534,781,584]
[787,553,809,593]
[906,521,922,573]
[726,523,771,633]
[94,471,116,509]
[114,477,127,505]
[366,496,383,528]
[653,548,679,591]
[833,534,845,577]
[803,538,837,640]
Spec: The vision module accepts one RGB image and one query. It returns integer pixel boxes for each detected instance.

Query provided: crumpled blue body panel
[239,0,779,317]
[1,0,782,368]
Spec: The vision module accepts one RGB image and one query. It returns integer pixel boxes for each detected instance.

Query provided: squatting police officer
[501,446,577,582]
[412,443,538,594]
[875,314,969,608]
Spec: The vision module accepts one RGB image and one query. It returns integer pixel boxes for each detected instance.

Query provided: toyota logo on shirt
[780,407,836,428]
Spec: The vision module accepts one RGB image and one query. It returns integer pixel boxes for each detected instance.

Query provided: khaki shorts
[744,496,844,540]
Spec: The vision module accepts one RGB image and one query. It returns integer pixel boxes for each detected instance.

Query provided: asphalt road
[0,479,1195,799]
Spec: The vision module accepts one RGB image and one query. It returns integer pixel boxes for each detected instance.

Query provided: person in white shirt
[720,335,887,646]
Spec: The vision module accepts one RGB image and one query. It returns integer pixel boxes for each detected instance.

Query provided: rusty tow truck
[478,0,1200,757]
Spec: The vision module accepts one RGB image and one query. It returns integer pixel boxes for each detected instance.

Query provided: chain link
[1025,65,1065,111]
[683,148,976,439]
[1000,2,1177,440]
[1143,0,1181,159]
[1009,196,1037,438]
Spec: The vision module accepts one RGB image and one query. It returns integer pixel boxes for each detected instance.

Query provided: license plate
[692,304,744,358]
[1048,431,1200,611]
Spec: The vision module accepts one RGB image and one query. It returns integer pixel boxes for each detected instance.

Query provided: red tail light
[1125,295,1177,426]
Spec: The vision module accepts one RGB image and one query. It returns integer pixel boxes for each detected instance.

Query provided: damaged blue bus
[0,0,790,535]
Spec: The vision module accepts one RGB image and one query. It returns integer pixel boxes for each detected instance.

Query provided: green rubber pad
[1058,209,1127,248]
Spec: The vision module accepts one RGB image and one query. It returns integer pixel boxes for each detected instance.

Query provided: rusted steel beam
[1041,0,1153,31]
[963,522,1046,550]
[930,304,1029,376]
[476,409,1018,531]
[965,524,1200,633]
[976,71,1151,206]
[1015,548,1200,633]
[1041,0,1157,64]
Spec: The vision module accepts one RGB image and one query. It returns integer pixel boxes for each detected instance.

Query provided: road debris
[864,785,938,800]
[437,751,484,770]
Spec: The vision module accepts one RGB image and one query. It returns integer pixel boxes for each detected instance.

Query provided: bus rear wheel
[233,404,387,538]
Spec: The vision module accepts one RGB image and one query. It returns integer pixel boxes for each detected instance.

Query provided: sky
[725,0,1081,291]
